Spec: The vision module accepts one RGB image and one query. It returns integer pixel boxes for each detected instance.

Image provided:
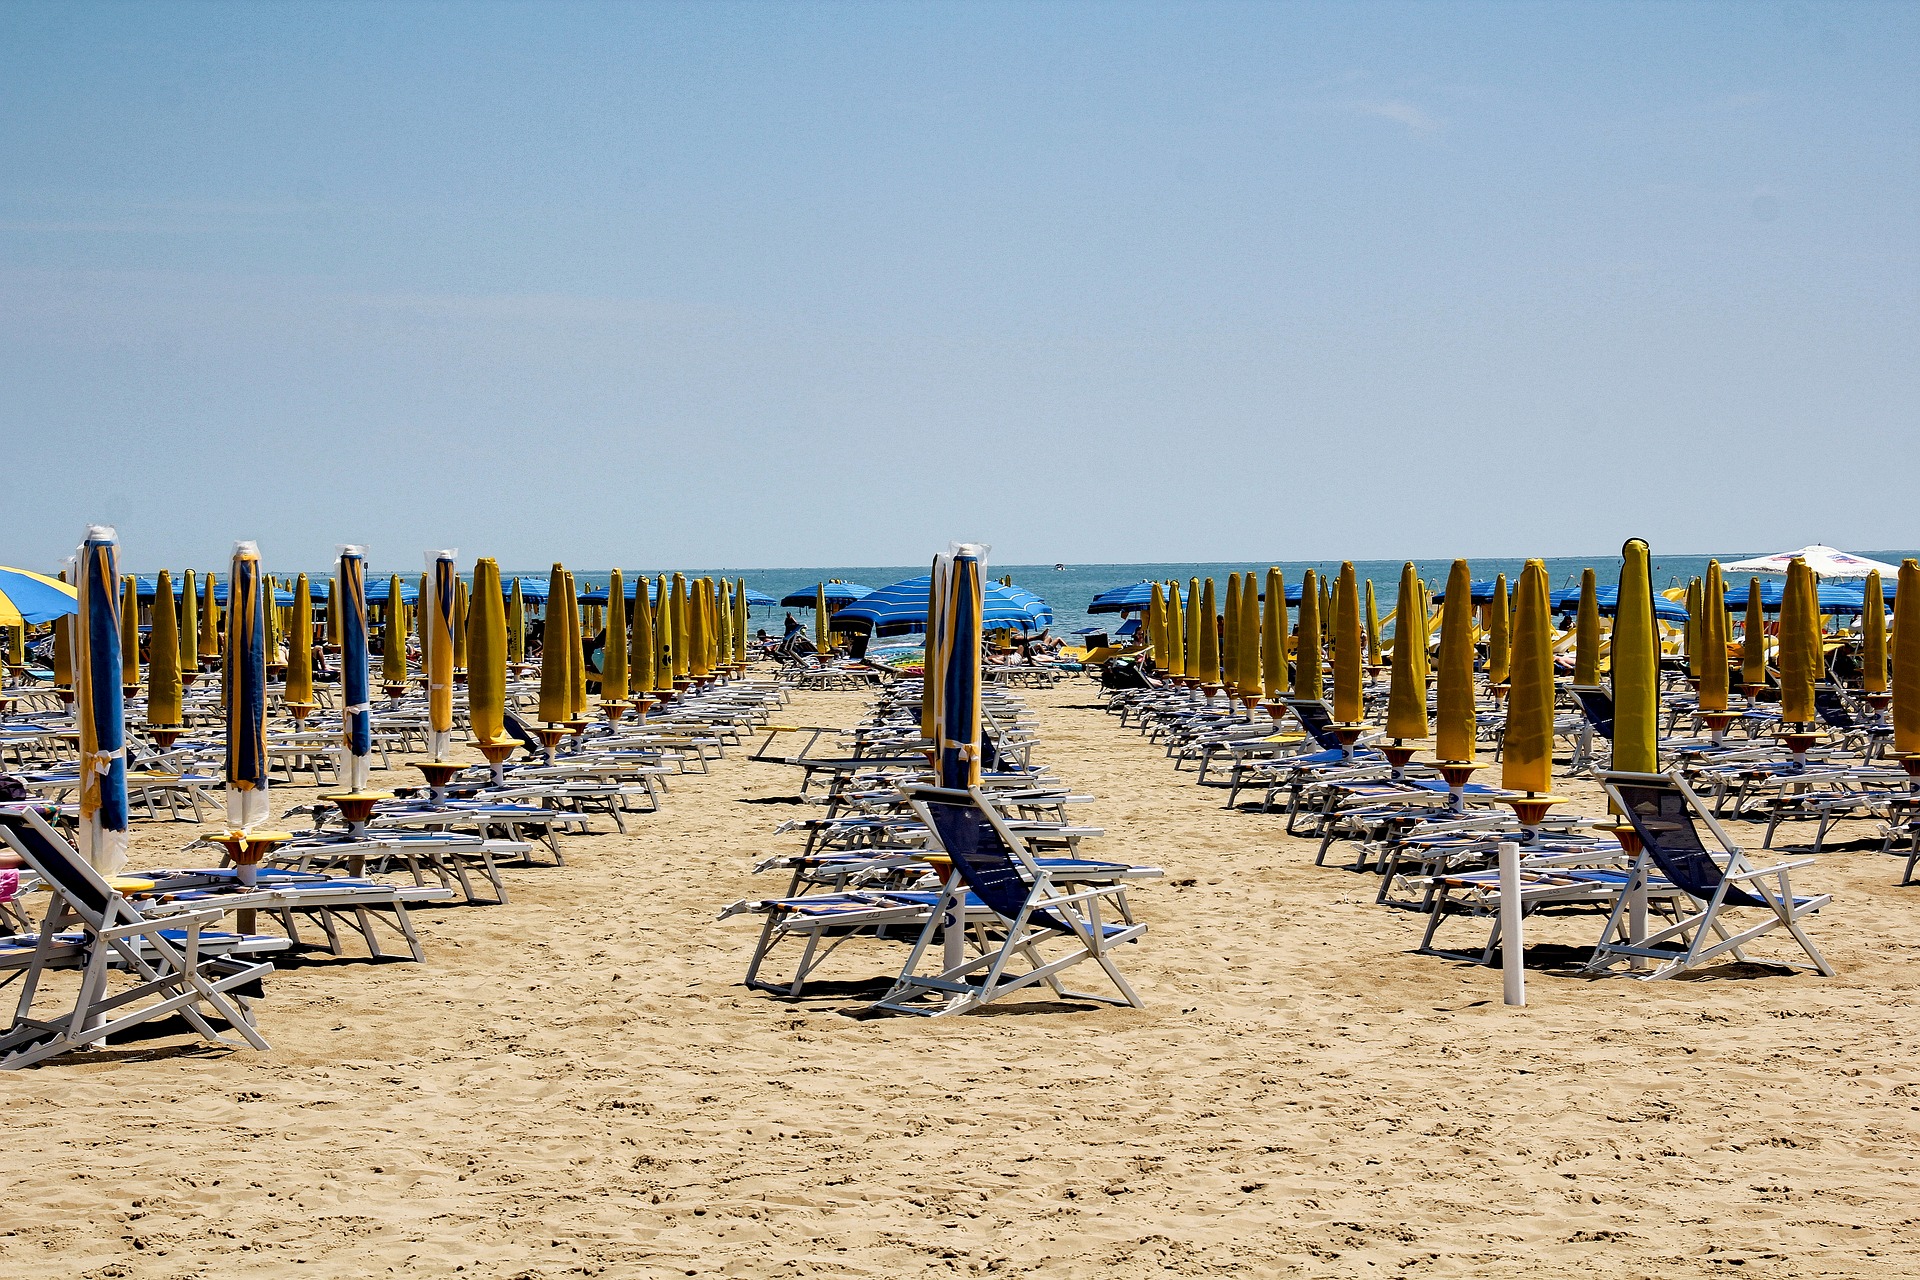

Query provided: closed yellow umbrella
[734,578,750,666]
[1262,569,1287,700]
[654,576,673,695]
[1294,570,1322,701]
[1687,577,1707,681]
[1503,559,1554,795]
[1147,582,1166,671]
[178,569,199,678]
[1196,578,1220,689]
[1573,568,1601,687]
[507,578,526,669]
[1164,581,1186,680]
[1385,562,1427,742]
[120,575,139,693]
[199,570,220,662]
[538,564,572,726]
[716,580,733,675]
[424,553,458,759]
[1333,563,1362,724]
[329,576,343,649]
[1364,579,1381,672]
[1221,574,1242,694]
[1863,569,1888,696]
[1238,570,1262,704]
[468,558,507,747]
[285,572,314,713]
[565,572,587,719]
[1742,577,1767,694]
[602,569,629,708]
[6,619,21,673]
[1485,572,1510,686]
[263,576,280,671]
[1612,540,1659,775]
[382,576,407,691]
[691,578,712,679]
[1893,560,1920,756]
[1435,560,1475,763]
[1778,558,1817,726]
[630,574,657,707]
[1185,577,1200,676]
[453,577,469,674]
[1699,561,1729,714]
[147,569,182,726]
[1319,577,1333,648]
[666,574,688,683]
[813,582,828,661]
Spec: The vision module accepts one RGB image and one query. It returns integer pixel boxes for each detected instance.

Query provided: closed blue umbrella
[74,527,129,875]
[338,547,374,790]
[834,575,1050,636]
[936,550,985,789]
[224,542,270,832]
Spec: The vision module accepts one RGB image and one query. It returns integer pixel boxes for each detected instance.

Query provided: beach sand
[5,678,1920,1278]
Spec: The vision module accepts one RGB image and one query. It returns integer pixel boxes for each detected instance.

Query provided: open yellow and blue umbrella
[0,565,78,628]
[338,548,375,790]
[224,543,270,831]
[74,528,130,874]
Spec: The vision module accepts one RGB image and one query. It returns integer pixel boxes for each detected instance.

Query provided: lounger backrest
[1605,777,1767,909]
[911,789,1068,932]
[1813,686,1854,730]
[0,807,112,916]
[1572,686,1614,740]
[1285,699,1340,749]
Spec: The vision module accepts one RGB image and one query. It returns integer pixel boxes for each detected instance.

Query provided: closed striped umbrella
[934,548,985,789]
[337,548,374,790]
[75,527,130,875]
[224,543,270,831]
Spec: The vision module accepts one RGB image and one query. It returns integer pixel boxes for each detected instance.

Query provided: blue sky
[2,1,1915,571]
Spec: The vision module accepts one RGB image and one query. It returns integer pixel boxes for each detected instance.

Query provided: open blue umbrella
[363,577,420,606]
[834,575,1050,636]
[1550,585,1689,624]
[1088,581,1181,615]
[0,565,78,627]
[338,548,374,790]
[74,527,129,875]
[781,582,873,609]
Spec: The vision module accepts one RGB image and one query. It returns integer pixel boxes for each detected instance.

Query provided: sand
[4,678,1920,1278]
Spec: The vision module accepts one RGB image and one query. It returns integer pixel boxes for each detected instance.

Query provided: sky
[2,1,1915,572]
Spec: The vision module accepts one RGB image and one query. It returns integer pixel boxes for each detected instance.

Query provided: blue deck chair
[0,805,276,1069]
[872,784,1156,1016]
[1586,771,1834,979]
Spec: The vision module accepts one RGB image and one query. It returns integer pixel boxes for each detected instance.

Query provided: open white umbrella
[1723,545,1900,580]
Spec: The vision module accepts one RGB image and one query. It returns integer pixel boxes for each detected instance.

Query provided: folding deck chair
[870,784,1156,1017]
[0,805,277,1069]
[1586,770,1834,979]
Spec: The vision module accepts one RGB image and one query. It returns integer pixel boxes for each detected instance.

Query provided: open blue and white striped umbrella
[338,547,374,790]
[834,574,1049,636]
[74,527,129,875]
[224,542,270,831]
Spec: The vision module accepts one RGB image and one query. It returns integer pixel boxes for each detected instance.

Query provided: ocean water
[531,550,1920,642]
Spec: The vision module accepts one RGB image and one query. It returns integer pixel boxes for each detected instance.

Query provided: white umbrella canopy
[1722,545,1901,580]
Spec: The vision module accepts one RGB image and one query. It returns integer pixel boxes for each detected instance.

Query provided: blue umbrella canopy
[134,576,294,607]
[743,587,777,607]
[781,582,873,609]
[833,575,1051,636]
[363,578,421,606]
[0,565,78,626]
[75,529,129,873]
[1430,579,1502,605]
[1088,581,1167,615]
[1549,585,1689,624]
[1715,580,1889,615]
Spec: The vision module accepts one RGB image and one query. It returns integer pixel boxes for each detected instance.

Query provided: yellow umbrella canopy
[1485,572,1510,686]
[199,570,220,660]
[1262,569,1287,698]
[1778,557,1818,726]
[1294,570,1322,701]
[381,576,407,687]
[1196,578,1220,687]
[1573,568,1601,687]
[1147,582,1166,671]
[1863,568,1888,695]
[1185,577,1200,673]
[285,573,314,707]
[1684,578,1704,680]
[453,577,469,672]
[654,576,672,693]
[329,576,343,649]
[1237,570,1262,701]
[1165,581,1186,679]
[1503,559,1554,795]
[1893,560,1920,756]
[147,568,182,726]
[1221,574,1242,694]
[630,572,657,698]
[1364,579,1381,669]
[1699,560,1729,713]
[1385,562,1427,741]
[1612,539,1659,775]
[538,564,572,725]
[734,578,750,665]
[603,569,630,704]
[1434,560,1475,763]
[716,580,733,672]
[468,558,508,744]
[424,555,458,757]
[119,575,139,691]
[668,574,689,681]
[178,569,199,674]
[813,582,828,659]
[262,575,280,668]
[1741,577,1767,691]
[1332,563,1362,724]
[507,577,526,667]
[565,571,588,719]
[690,578,712,679]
